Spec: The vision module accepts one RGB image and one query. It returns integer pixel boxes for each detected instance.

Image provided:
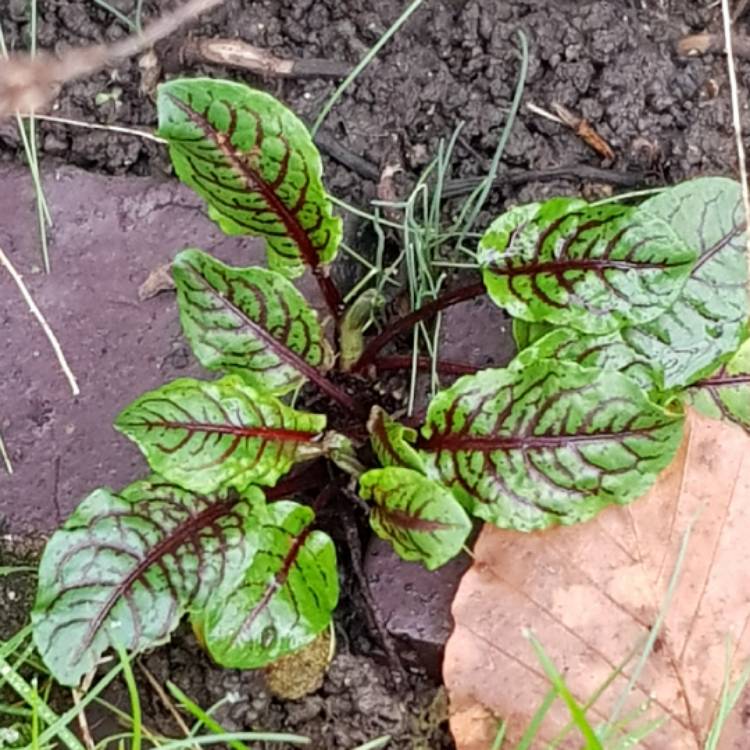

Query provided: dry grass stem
[721,0,750,306]
[0,0,226,118]
[0,243,80,396]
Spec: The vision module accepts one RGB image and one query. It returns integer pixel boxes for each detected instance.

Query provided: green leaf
[420,361,684,531]
[511,328,662,390]
[202,501,338,668]
[511,319,552,351]
[115,376,326,494]
[173,249,333,395]
[367,406,425,471]
[684,337,750,434]
[339,289,384,371]
[358,467,471,570]
[478,198,696,334]
[623,178,748,388]
[32,477,261,686]
[157,78,341,278]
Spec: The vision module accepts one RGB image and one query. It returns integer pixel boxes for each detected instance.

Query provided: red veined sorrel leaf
[31,477,262,686]
[114,375,326,494]
[684,336,750,435]
[173,248,334,395]
[511,327,662,391]
[367,405,425,472]
[201,500,338,668]
[157,78,341,279]
[358,466,471,570]
[623,177,748,388]
[478,197,696,335]
[419,360,684,531]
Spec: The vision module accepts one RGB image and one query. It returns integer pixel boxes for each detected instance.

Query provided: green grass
[485,522,747,750]
[311,0,428,136]
[332,29,528,414]
[0,15,53,273]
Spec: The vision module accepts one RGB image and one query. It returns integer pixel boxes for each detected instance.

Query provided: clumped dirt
[0,0,743,200]
[1,0,747,747]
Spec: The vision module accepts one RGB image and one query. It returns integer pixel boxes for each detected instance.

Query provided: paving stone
[0,164,321,534]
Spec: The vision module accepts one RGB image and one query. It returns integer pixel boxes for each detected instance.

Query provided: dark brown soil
[0,1,743,199]
[1,0,746,747]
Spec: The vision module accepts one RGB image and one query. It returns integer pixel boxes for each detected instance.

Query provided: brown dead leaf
[444,409,750,749]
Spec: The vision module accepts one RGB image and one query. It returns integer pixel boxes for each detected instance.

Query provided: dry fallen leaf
[444,409,750,749]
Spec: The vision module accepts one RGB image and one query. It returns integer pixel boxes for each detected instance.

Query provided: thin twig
[0,431,13,475]
[183,38,351,79]
[722,0,750,306]
[0,243,80,395]
[72,670,97,750]
[137,662,196,747]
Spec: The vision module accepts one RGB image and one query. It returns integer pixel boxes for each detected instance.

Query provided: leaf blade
[203,500,338,668]
[173,249,333,395]
[623,177,748,388]
[684,337,750,433]
[32,478,260,686]
[511,327,662,391]
[114,376,326,494]
[359,466,471,570]
[420,361,684,531]
[157,78,341,278]
[478,198,696,334]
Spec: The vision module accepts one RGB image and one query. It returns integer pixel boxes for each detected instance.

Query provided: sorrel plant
[31,78,749,686]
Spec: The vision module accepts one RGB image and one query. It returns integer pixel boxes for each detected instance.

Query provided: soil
[0,0,746,747]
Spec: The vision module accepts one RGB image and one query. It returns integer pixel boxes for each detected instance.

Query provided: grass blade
[526,632,603,750]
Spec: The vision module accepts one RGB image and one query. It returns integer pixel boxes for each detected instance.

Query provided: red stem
[314,268,343,322]
[352,280,486,372]
[374,354,479,376]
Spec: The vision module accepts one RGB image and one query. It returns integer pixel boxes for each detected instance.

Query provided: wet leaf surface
[359,466,471,570]
[157,78,341,277]
[478,198,696,335]
[32,477,261,686]
[202,500,338,669]
[419,361,683,530]
[173,248,333,395]
[115,375,326,493]
[623,178,748,388]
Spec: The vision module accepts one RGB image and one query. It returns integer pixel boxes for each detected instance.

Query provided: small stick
[0,243,80,396]
[677,31,750,57]
[722,0,750,306]
[442,164,645,200]
[22,112,167,143]
[0,431,12,475]
[550,102,615,161]
[137,661,196,745]
[72,669,97,750]
[182,38,352,79]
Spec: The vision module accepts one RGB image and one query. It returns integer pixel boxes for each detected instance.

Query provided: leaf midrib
[168,93,321,269]
[76,498,238,658]
[185,258,327,387]
[123,418,319,443]
[421,430,652,452]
